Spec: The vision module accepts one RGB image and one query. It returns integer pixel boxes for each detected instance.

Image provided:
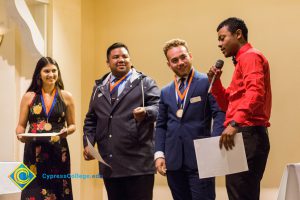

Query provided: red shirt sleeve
[211,79,230,112]
[233,53,266,124]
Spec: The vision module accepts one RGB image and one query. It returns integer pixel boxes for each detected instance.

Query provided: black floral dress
[21,91,73,200]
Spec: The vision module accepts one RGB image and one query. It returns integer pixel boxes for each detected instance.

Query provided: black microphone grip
[208,60,224,93]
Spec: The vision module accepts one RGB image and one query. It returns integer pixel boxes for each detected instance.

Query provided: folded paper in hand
[86,136,111,168]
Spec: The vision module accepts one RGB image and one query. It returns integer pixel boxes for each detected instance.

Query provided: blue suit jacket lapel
[169,82,178,112]
[183,72,198,112]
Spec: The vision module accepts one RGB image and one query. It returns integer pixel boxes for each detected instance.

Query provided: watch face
[230,120,238,127]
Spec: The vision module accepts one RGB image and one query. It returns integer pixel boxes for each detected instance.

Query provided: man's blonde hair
[163,38,189,58]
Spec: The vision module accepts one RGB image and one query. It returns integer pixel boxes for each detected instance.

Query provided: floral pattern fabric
[21,92,73,200]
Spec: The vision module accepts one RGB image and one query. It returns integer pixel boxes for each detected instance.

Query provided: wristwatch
[230,120,239,128]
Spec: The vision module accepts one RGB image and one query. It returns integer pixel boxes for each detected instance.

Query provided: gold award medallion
[44,123,52,131]
[176,109,183,118]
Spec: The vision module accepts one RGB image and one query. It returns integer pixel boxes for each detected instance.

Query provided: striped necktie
[110,78,119,105]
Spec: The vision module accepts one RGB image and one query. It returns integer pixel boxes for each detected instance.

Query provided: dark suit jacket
[83,68,160,178]
[155,70,225,170]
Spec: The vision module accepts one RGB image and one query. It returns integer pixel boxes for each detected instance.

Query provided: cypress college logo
[8,163,36,190]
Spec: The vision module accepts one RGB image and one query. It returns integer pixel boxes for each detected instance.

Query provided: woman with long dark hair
[16,57,75,200]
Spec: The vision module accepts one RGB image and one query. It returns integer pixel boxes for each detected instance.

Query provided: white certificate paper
[86,136,111,168]
[194,132,248,179]
[19,132,60,137]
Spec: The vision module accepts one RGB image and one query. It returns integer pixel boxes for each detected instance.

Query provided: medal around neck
[41,88,57,132]
[176,109,183,118]
[44,123,52,131]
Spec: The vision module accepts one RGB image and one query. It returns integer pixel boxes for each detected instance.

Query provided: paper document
[194,132,248,179]
[86,136,111,168]
[19,132,60,137]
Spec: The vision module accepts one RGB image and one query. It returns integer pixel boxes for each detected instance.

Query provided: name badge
[190,96,201,103]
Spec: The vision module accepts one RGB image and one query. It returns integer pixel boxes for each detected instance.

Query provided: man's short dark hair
[106,42,130,61]
[217,17,248,41]
[163,39,189,59]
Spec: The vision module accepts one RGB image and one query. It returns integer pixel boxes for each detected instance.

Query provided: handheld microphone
[208,59,224,93]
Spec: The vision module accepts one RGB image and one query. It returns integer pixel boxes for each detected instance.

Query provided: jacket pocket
[127,118,139,140]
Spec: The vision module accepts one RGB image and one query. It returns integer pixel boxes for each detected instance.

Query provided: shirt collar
[110,69,133,83]
[175,67,194,82]
[235,43,252,61]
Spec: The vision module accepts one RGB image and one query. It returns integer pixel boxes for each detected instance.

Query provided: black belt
[238,126,267,133]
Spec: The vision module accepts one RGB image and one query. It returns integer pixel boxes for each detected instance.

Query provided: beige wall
[49,0,82,199]
[81,0,104,199]
[81,0,300,189]
[1,0,300,199]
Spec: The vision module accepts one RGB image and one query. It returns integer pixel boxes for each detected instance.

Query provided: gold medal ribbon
[41,88,58,131]
[109,72,132,93]
[174,69,195,104]
[42,88,57,114]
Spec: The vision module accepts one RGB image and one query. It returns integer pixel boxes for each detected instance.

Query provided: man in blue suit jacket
[155,39,225,200]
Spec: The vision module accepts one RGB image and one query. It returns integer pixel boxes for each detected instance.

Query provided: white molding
[5,0,46,59]
[26,0,49,5]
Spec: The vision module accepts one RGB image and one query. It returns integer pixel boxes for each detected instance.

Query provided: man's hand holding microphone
[207,59,239,150]
[207,59,224,93]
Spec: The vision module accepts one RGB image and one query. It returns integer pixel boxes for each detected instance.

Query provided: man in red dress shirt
[208,17,271,200]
